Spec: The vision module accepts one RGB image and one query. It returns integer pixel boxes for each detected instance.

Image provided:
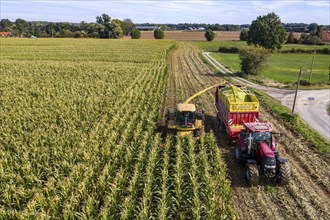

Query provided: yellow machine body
[166,83,223,137]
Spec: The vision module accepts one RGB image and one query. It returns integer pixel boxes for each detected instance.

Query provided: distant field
[210,52,330,84]
[141,31,240,41]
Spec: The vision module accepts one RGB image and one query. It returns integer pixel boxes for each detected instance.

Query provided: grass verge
[251,88,330,157]
[209,52,330,89]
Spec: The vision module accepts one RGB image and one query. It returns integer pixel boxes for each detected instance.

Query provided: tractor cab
[242,122,275,152]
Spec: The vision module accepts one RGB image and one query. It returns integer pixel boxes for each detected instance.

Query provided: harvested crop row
[166,41,330,219]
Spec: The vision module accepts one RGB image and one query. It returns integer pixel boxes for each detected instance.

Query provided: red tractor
[235,121,291,185]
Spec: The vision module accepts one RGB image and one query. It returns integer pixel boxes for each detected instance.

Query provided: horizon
[1,0,329,25]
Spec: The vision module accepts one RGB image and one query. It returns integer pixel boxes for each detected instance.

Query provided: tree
[154,29,164,39]
[15,18,28,36]
[240,29,249,41]
[204,29,216,41]
[0,19,12,31]
[122,18,136,36]
[299,33,324,45]
[239,46,270,75]
[130,29,141,39]
[308,23,318,35]
[111,19,123,38]
[287,31,294,44]
[315,25,323,38]
[96,13,112,38]
[247,12,287,50]
[45,23,56,37]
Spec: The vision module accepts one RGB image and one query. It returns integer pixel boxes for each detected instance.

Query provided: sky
[1,0,329,25]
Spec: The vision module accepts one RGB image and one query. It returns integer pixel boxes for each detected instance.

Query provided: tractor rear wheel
[277,163,291,185]
[246,163,259,186]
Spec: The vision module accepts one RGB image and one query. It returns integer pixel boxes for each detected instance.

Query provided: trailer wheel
[246,163,259,186]
[277,163,291,185]
[234,143,243,165]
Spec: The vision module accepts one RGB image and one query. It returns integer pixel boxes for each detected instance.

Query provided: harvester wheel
[246,163,259,186]
[195,128,205,137]
[217,119,224,133]
[277,163,291,185]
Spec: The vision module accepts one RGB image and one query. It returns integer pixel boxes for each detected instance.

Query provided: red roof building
[322,31,330,42]
[0,32,11,37]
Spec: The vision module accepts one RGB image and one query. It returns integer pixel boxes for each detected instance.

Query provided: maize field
[0,39,234,219]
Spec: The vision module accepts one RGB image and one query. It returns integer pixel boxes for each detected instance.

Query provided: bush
[239,46,270,75]
[281,47,330,55]
[130,29,141,39]
[299,34,325,45]
[240,29,249,41]
[218,46,239,53]
[154,29,164,39]
[299,80,312,86]
[205,29,216,41]
[287,31,294,44]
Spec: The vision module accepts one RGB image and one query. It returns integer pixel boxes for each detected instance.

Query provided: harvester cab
[166,103,205,137]
[235,122,290,185]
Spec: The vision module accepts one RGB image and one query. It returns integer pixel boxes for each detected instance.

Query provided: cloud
[305,0,330,7]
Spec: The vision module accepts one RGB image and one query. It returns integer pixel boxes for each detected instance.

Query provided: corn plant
[0,39,234,219]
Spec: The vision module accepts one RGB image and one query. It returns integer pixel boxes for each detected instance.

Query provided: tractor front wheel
[246,163,259,186]
[277,163,291,185]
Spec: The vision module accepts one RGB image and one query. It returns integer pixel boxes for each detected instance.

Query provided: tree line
[0,14,141,39]
[2,14,328,38]
[124,23,329,32]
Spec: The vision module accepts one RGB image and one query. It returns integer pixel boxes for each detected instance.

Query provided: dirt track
[164,42,330,219]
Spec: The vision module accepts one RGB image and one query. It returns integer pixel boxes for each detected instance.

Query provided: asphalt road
[203,52,330,140]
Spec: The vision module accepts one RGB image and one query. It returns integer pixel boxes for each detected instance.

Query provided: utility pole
[292,67,303,113]
[309,48,316,83]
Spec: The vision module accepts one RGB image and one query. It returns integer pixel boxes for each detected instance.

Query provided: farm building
[322,31,330,42]
[0,32,11,37]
